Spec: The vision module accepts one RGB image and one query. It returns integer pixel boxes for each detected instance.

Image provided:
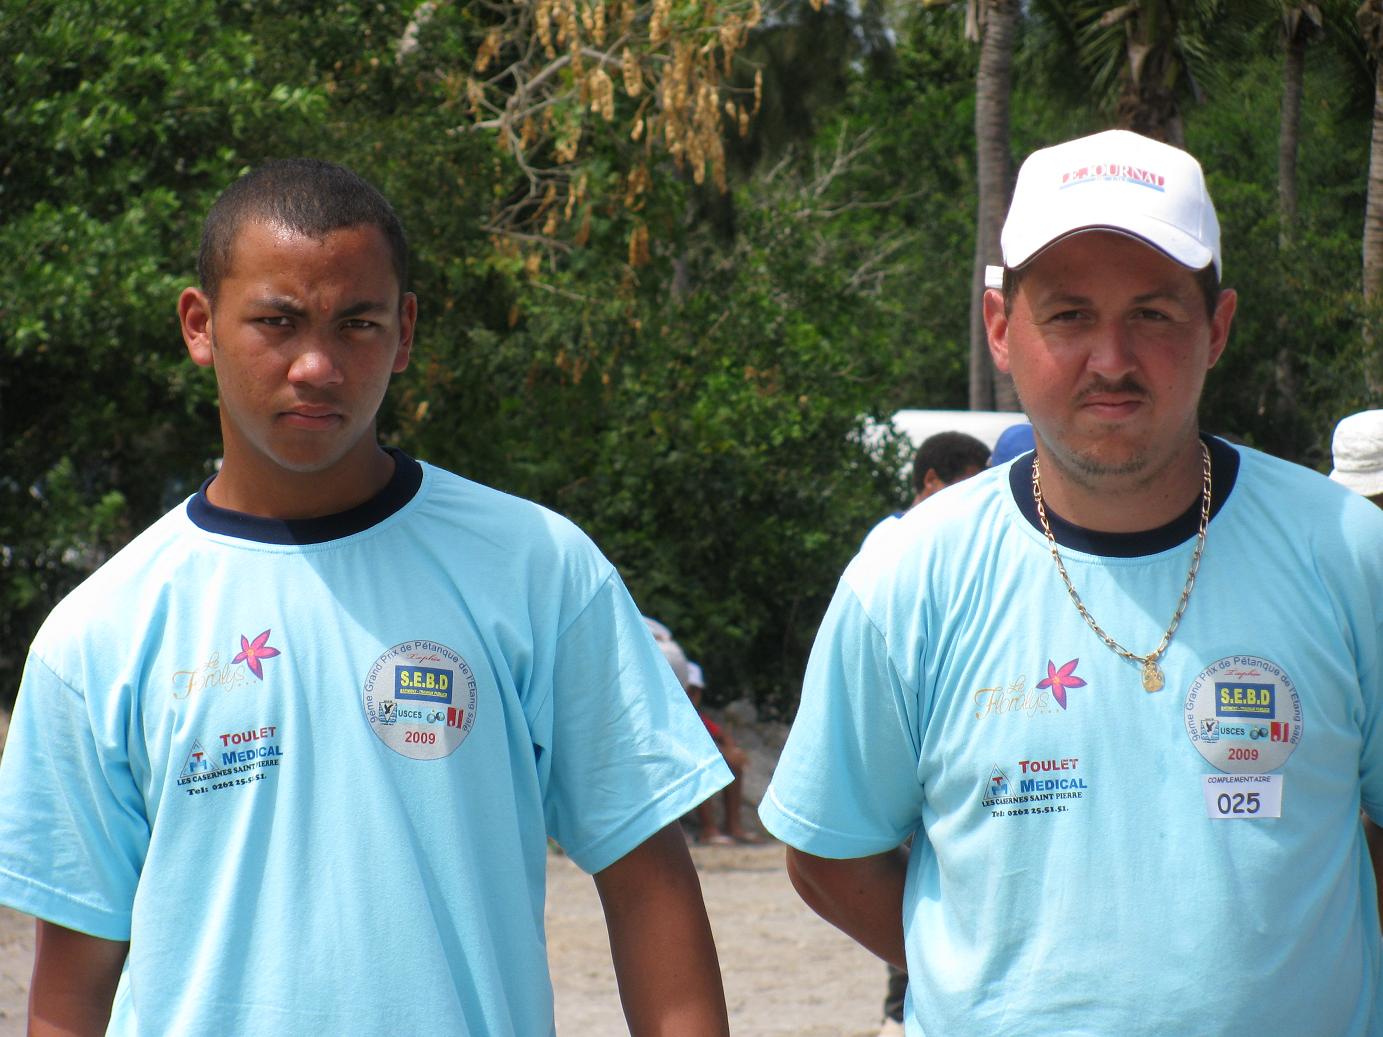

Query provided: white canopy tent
[873,409,1029,451]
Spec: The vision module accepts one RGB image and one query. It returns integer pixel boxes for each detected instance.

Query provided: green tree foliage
[1070,0,1225,144]
[1192,46,1378,462]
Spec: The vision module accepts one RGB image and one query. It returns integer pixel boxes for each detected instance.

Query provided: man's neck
[207,443,397,520]
[1034,436,1207,534]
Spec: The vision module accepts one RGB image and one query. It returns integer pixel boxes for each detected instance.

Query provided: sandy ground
[0,908,26,1037]
[548,839,885,1036]
[0,707,889,1036]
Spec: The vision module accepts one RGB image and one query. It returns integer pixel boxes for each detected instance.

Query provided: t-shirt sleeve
[539,573,731,874]
[0,652,148,940]
[1351,508,1383,820]
[759,579,925,859]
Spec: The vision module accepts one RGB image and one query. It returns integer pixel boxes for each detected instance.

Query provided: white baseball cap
[999,129,1221,277]
[1329,409,1383,498]
[658,638,690,689]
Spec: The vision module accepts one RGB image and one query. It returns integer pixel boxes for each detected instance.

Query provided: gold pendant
[1141,659,1164,693]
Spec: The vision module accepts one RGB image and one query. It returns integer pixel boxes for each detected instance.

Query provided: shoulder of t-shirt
[854,466,1008,559]
[1226,440,1379,520]
[416,460,611,563]
[845,466,1009,611]
[28,501,199,667]
[1233,441,1383,554]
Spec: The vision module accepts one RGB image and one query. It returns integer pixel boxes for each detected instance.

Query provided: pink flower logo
[1037,658,1087,710]
[232,629,281,680]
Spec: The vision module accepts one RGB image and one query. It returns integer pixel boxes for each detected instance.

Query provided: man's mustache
[1074,376,1148,403]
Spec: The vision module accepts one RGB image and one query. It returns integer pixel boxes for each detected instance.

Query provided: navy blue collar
[188,449,423,545]
[1008,435,1239,558]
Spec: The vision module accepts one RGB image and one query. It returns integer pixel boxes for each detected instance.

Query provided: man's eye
[1133,308,1170,321]
[257,316,292,327]
[344,319,377,330]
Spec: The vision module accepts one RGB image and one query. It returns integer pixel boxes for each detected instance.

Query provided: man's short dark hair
[1001,254,1220,319]
[912,431,991,494]
[198,158,409,301]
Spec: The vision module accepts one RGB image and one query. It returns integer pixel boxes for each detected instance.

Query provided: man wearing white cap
[762,129,1383,1035]
[1332,408,1383,508]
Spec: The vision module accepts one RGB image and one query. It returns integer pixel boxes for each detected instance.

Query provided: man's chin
[262,429,373,474]
[1046,439,1151,483]
[272,454,353,476]
[253,441,355,477]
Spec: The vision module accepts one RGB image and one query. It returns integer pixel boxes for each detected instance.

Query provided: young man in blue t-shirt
[0,159,732,1035]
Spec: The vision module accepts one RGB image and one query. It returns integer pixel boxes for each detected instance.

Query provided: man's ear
[179,287,215,367]
[1206,287,1236,370]
[393,292,418,375]
[983,288,1011,373]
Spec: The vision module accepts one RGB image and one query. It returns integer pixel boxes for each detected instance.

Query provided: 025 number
[1217,791,1260,815]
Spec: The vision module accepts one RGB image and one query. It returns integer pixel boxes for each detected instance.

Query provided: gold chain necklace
[1031,441,1211,693]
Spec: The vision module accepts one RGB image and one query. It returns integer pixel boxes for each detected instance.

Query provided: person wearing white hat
[1331,408,1383,507]
[764,129,1383,1035]
[681,662,761,846]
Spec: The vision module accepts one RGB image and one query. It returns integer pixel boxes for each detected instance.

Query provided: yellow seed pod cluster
[719,15,747,74]
[656,37,738,189]
[469,0,766,241]
[621,47,641,98]
[658,40,695,158]
[535,0,554,56]
[588,68,616,121]
[553,107,583,163]
[539,182,561,235]
[580,0,606,45]
[624,164,650,209]
[649,0,671,45]
[465,76,485,115]
[553,0,579,50]
[628,222,651,268]
[566,172,589,220]
[474,28,502,73]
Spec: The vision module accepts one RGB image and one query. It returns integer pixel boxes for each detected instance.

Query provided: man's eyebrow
[1030,284,1188,308]
[254,295,308,317]
[336,299,392,319]
[1129,287,1187,306]
[1031,289,1091,308]
[250,296,392,319]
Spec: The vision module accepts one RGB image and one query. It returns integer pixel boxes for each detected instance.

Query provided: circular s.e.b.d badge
[362,641,477,760]
[1184,655,1301,774]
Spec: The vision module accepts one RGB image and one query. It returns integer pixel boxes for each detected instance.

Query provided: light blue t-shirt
[0,454,731,1035]
[762,438,1383,1036]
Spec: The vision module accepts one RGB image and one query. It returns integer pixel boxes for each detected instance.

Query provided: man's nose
[1085,323,1137,379]
[287,335,345,388]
